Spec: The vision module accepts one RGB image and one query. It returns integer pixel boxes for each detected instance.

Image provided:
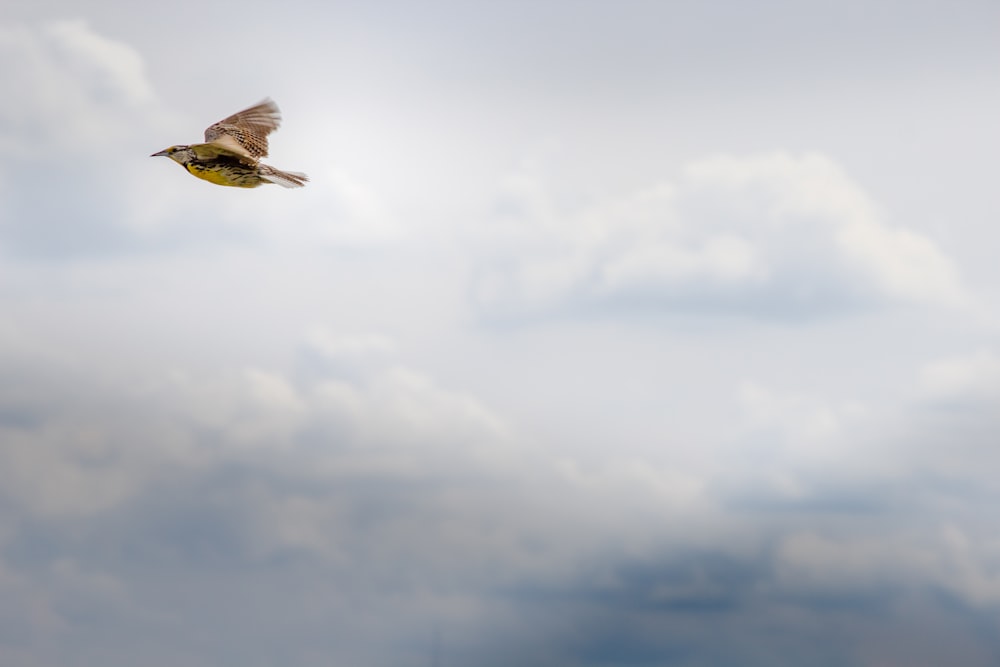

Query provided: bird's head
[151,145,195,164]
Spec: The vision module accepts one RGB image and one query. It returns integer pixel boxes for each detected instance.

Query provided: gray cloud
[2,327,1000,665]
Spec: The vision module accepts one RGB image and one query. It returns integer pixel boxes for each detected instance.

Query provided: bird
[151,99,307,188]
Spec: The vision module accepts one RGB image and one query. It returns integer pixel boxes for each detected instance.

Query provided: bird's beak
[150,148,169,157]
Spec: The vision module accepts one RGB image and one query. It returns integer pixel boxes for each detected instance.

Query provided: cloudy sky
[1,1,999,665]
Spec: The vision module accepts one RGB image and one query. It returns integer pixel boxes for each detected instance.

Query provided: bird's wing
[189,141,258,164]
[203,98,281,160]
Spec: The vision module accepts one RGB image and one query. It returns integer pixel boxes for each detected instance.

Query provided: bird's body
[184,155,262,188]
[152,99,307,188]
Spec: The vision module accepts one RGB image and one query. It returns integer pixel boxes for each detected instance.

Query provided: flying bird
[151,99,307,188]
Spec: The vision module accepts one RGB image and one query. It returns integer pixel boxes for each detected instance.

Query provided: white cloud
[0,329,510,518]
[918,348,1000,405]
[475,152,967,320]
[737,381,852,448]
[42,20,153,105]
[599,233,765,292]
[218,166,407,248]
[0,20,157,155]
[0,21,190,257]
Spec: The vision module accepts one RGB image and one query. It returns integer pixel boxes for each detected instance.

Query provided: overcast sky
[1,1,999,665]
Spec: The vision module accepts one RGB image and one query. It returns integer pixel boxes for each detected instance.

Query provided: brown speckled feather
[203,99,281,160]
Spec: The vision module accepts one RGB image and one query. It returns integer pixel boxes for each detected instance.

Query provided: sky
[1,1,999,665]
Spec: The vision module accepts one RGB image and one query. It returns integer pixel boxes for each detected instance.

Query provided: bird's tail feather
[259,164,308,188]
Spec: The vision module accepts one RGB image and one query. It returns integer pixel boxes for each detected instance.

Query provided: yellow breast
[185,163,261,188]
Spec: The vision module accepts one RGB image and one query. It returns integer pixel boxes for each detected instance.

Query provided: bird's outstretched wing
[203,99,281,161]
